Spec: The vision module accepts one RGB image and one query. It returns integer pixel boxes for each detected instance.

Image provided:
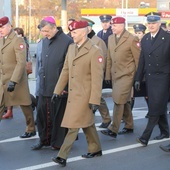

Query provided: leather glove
[7,81,16,92]
[134,81,140,91]
[51,94,60,103]
[105,80,111,85]
[89,104,99,114]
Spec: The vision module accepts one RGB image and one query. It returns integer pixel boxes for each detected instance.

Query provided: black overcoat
[39,27,73,97]
[135,28,170,115]
[97,26,112,47]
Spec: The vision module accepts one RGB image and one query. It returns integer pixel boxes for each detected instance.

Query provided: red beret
[111,17,125,24]
[68,20,88,31]
[0,16,9,27]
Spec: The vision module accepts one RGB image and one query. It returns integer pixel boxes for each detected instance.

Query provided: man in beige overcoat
[0,16,35,138]
[101,16,140,139]
[51,20,104,167]
[81,17,111,128]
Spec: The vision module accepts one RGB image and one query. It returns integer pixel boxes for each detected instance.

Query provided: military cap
[68,20,88,31]
[43,16,56,24]
[145,11,161,17]
[81,17,95,27]
[111,17,125,24]
[161,21,167,28]
[99,15,112,22]
[0,16,9,27]
[145,11,161,23]
[133,24,146,32]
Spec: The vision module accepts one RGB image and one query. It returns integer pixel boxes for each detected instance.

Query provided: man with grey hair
[0,16,36,138]
[31,16,73,150]
[135,12,170,147]
[51,20,104,167]
[101,16,140,139]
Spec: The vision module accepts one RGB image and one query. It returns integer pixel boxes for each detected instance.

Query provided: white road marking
[0,108,147,143]
[0,109,148,144]
[16,138,170,170]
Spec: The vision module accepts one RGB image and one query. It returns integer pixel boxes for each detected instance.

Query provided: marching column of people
[1,12,170,168]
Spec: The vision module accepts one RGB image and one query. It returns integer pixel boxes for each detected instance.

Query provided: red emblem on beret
[68,20,88,31]
[111,17,125,24]
[0,16,9,27]
[98,56,103,63]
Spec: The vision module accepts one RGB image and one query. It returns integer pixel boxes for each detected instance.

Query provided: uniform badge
[19,44,24,49]
[98,56,103,63]
[136,42,140,47]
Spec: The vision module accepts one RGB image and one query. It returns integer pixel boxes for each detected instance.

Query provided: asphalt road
[0,79,170,170]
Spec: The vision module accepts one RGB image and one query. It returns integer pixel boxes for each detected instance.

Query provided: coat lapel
[1,31,16,50]
[114,30,129,51]
[73,39,92,61]
[148,29,166,53]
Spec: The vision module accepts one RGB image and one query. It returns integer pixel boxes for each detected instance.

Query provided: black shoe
[154,134,169,140]
[118,128,133,135]
[159,144,170,152]
[20,131,36,138]
[52,157,66,167]
[99,121,111,128]
[136,137,148,146]
[82,150,102,158]
[101,129,117,138]
[145,113,149,118]
[51,146,60,150]
[31,142,44,150]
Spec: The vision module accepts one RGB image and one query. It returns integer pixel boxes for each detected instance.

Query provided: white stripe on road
[0,109,148,144]
[16,138,170,170]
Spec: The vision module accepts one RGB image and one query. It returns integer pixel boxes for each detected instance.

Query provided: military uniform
[97,15,113,47]
[135,13,170,146]
[52,21,103,165]
[82,17,111,127]
[102,17,140,138]
[0,28,35,134]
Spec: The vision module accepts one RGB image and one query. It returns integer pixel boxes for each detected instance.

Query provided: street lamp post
[125,0,128,29]
[61,0,67,33]
[28,0,31,42]
[15,0,19,27]
[121,0,128,29]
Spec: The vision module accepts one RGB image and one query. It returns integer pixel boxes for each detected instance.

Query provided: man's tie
[151,36,155,45]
